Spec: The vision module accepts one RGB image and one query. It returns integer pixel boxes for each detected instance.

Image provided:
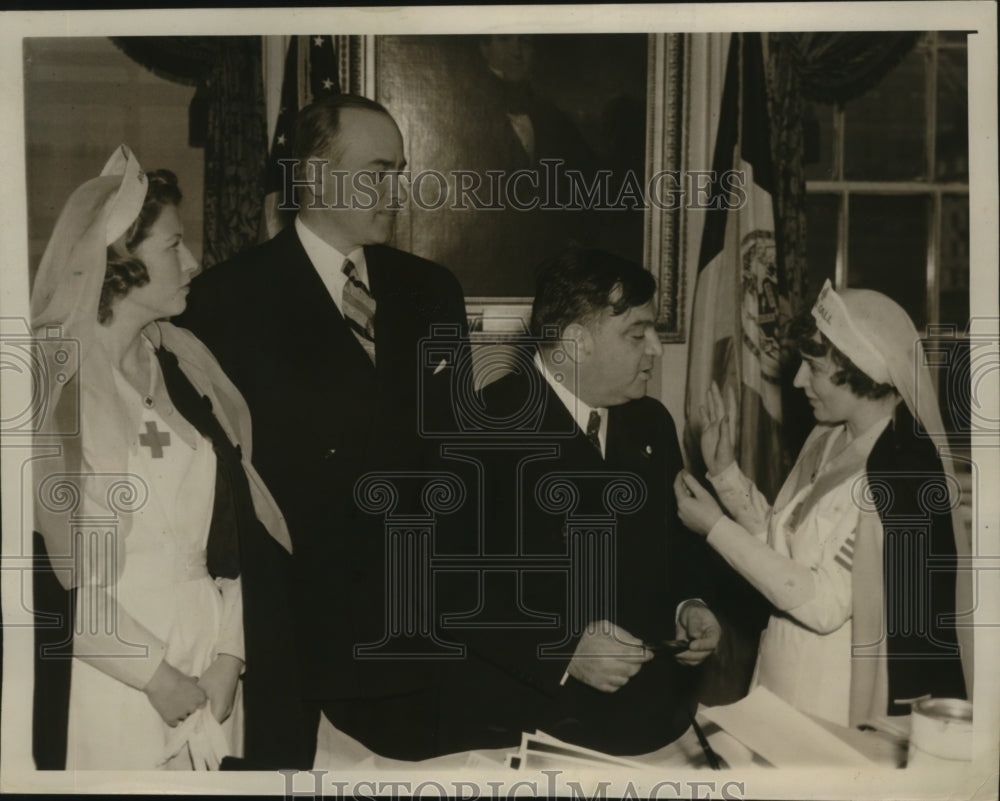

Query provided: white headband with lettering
[811,279,892,385]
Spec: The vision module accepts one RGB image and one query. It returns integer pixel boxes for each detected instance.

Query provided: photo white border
[2,3,997,798]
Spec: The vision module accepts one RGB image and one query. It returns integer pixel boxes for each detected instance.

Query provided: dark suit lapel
[278,229,377,443]
[365,245,431,416]
[283,230,375,379]
[537,381,604,468]
[605,404,655,471]
[364,245,407,382]
[280,229,352,354]
[365,243,388,299]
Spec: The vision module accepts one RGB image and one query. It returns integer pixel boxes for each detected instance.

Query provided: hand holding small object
[674,470,724,536]
[643,638,690,654]
[567,620,654,693]
[675,600,722,667]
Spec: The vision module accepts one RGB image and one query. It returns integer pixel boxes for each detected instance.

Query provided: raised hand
[567,620,653,693]
[699,381,737,476]
[143,659,208,727]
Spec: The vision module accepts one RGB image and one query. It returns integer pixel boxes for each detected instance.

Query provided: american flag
[262,34,341,239]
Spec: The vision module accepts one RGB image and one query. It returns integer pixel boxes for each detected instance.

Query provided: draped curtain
[763,32,921,307]
[110,37,267,269]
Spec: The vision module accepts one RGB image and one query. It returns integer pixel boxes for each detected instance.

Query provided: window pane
[936,47,969,182]
[844,48,928,181]
[804,102,836,181]
[805,193,839,300]
[847,195,929,331]
[939,194,970,329]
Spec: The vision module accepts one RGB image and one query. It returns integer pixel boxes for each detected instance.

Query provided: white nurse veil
[31,145,148,589]
[812,279,973,696]
[31,145,147,373]
[811,279,960,518]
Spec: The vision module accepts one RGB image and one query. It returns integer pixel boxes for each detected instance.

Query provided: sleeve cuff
[706,514,736,545]
[129,643,168,690]
[706,460,742,489]
[214,577,245,662]
[72,588,170,690]
[675,598,707,624]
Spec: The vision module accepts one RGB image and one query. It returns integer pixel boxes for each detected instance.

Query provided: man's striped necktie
[342,258,377,365]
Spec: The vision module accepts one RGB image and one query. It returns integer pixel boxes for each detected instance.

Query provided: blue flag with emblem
[685,32,791,502]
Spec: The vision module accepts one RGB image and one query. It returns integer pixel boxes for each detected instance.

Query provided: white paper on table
[314,712,379,769]
[314,712,509,770]
[524,730,652,770]
[699,686,876,767]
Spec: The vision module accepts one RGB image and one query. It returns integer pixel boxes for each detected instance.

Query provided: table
[312,710,907,771]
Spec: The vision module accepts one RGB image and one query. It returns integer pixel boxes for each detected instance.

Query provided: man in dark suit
[177,94,468,763]
[435,248,719,756]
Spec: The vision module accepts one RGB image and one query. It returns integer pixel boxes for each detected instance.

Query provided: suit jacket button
[324,448,337,460]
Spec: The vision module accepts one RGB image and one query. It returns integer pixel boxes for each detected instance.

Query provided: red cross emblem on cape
[139,420,171,458]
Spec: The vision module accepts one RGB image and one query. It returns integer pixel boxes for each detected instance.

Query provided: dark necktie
[586,409,602,455]
[342,258,377,365]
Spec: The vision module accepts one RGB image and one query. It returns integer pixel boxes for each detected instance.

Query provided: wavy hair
[789,310,896,400]
[98,169,182,324]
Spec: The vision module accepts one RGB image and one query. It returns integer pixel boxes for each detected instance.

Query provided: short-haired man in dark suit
[178,95,469,763]
[435,248,719,756]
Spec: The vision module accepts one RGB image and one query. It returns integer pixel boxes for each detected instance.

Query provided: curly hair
[789,310,896,400]
[98,170,182,324]
[530,248,655,342]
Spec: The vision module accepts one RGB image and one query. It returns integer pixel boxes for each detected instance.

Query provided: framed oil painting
[342,33,685,340]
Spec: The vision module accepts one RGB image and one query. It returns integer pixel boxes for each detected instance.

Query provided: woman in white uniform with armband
[674,281,968,728]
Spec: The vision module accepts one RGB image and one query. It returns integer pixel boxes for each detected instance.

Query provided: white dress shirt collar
[294,216,368,314]
[534,351,607,457]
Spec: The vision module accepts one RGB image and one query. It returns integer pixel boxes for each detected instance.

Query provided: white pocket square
[433,358,448,375]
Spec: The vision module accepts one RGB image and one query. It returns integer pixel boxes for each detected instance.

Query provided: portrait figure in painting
[379,33,649,298]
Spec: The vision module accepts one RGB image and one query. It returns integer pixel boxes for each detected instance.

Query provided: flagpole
[262,36,290,145]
